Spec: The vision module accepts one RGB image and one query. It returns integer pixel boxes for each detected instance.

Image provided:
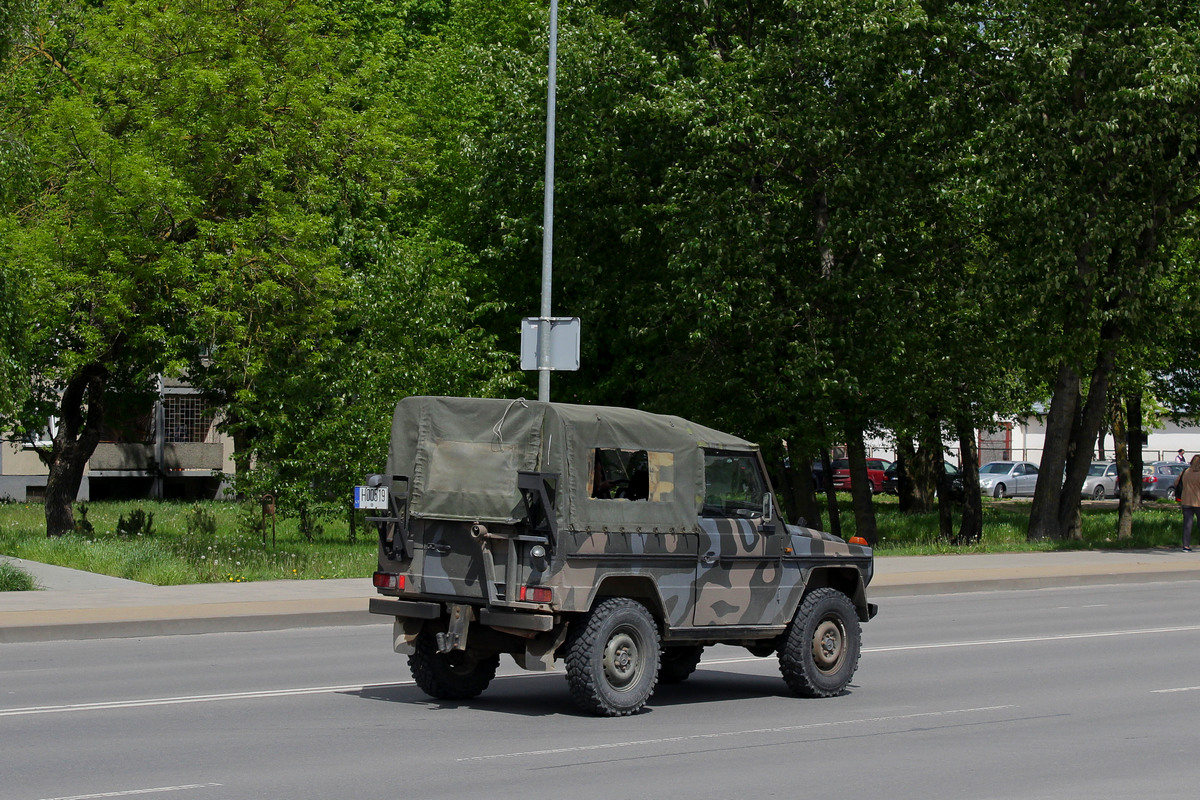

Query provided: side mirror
[762,492,774,523]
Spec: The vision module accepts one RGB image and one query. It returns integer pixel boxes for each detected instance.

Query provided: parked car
[978,460,1040,498]
[882,461,965,501]
[1080,461,1118,500]
[1143,461,1187,501]
[831,458,893,494]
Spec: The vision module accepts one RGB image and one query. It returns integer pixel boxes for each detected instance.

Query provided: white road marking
[38,784,221,800]
[1152,686,1200,694]
[455,705,1018,762]
[5,624,1199,718]
[0,683,411,717]
[863,624,1200,653]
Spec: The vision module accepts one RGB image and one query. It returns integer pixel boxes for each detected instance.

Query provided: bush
[0,559,38,592]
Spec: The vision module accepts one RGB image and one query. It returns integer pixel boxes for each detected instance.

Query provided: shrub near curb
[0,560,38,592]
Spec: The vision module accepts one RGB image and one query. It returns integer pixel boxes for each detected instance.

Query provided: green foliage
[115,508,154,538]
[0,559,38,591]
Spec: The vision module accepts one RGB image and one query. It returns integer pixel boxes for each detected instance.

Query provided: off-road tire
[409,632,500,701]
[565,598,660,716]
[779,588,861,698]
[659,645,704,684]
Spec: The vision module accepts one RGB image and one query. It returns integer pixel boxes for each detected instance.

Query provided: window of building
[165,396,215,443]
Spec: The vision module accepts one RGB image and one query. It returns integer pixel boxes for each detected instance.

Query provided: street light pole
[538,0,558,402]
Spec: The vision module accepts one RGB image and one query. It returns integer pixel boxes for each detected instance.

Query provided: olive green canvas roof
[385,396,758,532]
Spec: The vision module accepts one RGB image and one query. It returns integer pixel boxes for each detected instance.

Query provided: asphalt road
[4,581,1200,800]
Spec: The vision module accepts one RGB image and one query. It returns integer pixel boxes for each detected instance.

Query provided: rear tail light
[373,572,404,590]
[521,586,553,603]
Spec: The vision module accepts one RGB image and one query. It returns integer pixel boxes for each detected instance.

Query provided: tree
[969,2,1200,540]
[1,0,517,533]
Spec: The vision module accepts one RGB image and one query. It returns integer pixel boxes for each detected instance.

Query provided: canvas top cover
[385,396,758,534]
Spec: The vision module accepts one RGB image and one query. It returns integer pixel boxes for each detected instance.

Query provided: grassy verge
[0,494,1188,588]
[0,501,376,586]
[851,494,1185,554]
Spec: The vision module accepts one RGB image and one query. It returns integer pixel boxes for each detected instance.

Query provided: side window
[1026,464,1039,475]
[703,450,767,518]
[590,448,672,501]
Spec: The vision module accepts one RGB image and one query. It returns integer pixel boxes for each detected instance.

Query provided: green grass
[0,559,39,591]
[848,494,1185,554]
[0,495,1188,589]
[0,501,377,586]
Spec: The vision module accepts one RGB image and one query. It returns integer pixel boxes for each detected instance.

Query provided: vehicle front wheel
[1091,484,1106,500]
[565,598,660,716]
[779,588,861,698]
[993,483,1007,499]
[409,632,500,701]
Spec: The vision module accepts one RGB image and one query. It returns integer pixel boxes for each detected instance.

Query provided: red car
[830,458,894,494]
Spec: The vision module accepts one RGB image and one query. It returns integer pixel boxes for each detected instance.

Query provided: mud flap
[392,617,425,655]
[514,626,568,672]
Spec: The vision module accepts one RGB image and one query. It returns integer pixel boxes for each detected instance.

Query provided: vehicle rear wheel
[1092,484,1106,500]
[1168,486,1177,502]
[409,632,500,701]
[779,588,861,698]
[993,483,1007,499]
[565,598,660,716]
[659,645,704,684]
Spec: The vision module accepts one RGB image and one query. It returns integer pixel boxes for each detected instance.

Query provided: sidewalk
[3,550,1200,643]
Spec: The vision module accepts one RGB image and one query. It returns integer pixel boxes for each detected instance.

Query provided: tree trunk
[1057,328,1119,540]
[955,419,983,544]
[42,365,108,537]
[1108,393,1133,539]
[895,440,916,512]
[820,449,841,538]
[1127,394,1144,503]
[1029,363,1080,540]
[778,441,823,531]
[844,424,877,545]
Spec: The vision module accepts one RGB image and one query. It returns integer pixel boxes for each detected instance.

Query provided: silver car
[1080,461,1118,500]
[979,460,1040,498]
[1142,461,1186,501]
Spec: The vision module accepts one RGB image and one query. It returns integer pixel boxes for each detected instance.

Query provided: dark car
[882,461,965,501]
[1143,461,1187,501]
[831,458,893,494]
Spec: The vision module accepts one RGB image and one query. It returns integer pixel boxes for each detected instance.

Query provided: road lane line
[0,682,413,717]
[456,705,1018,762]
[1151,686,1200,693]
[863,623,1200,652]
[7,624,1199,718]
[38,784,222,800]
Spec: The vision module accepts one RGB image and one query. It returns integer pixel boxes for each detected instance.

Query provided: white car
[1080,461,1118,500]
[979,460,1040,498]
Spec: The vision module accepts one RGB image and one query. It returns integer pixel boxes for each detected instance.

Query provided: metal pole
[538,0,558,402]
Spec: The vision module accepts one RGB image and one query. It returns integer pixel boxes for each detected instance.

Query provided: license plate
[353,486,389,510]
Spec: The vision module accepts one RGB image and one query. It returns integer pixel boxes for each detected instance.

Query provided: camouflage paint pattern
[371,397,873,666]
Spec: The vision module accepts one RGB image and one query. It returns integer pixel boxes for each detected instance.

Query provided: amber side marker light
[373,572,404,590]
[848,536,870,546]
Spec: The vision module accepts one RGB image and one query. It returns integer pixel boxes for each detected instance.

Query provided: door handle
[701,551,717,566]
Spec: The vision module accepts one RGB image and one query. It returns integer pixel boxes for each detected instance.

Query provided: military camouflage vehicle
[358,396,876,716]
